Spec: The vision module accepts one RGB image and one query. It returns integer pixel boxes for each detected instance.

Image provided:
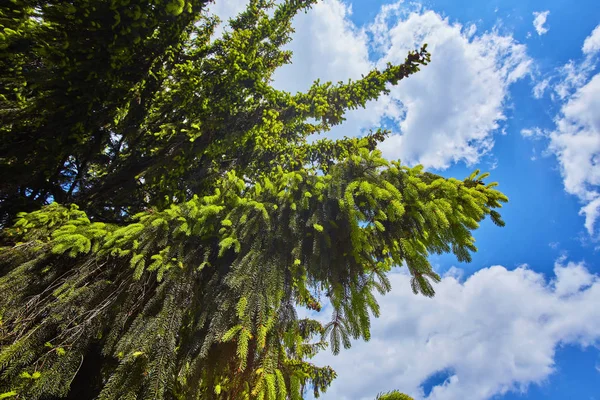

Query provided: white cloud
[552,256,596,296]
[553,59,596,100]
[269,1,531,169]
[372,11,531,165]
[550,73,600,198]
[583,24,600,55]
[581,197,600,235]
[521,127,545,138]
[549,73,600,235]
[550,23,600,100]
[443,266,464,281]
[532,11,550,36]
[372,8,531,168]
[533,77,550,98]
[311,259,600,400]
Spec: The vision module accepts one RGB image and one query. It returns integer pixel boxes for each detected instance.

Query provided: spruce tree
[0,0,508,399]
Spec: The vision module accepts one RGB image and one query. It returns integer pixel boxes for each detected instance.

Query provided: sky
[206,1,600,399]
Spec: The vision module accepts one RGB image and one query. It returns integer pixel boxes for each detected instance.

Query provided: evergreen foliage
[375,391,414,400]
[0,0,507,398]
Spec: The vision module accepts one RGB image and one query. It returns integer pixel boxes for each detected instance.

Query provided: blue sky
[208,1,600,399]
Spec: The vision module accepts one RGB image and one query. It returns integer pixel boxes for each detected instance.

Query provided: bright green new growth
[0,0,507,399]
[375,391,415,400]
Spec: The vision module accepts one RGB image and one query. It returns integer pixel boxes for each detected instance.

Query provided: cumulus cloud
[533,11,550,36]
[371,7,531,168]
[310,259,600,400]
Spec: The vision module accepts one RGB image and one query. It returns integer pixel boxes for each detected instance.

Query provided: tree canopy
[0,0,507,399]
